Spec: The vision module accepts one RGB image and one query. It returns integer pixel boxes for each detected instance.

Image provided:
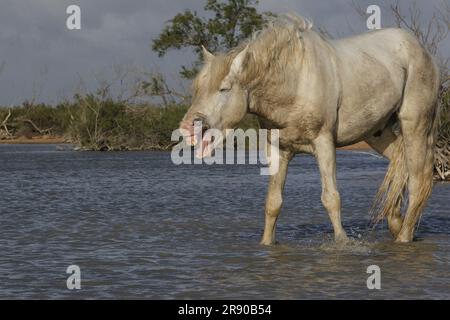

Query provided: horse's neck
[246,31,337,126]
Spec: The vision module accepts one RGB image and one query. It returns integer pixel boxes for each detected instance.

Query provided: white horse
[179,14,440,244]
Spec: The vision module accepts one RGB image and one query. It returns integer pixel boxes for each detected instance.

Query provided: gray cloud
[0,0,448,105]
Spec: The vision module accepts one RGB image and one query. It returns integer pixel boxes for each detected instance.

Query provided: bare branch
[390,1,449,56]
[1,109,12,136]
[18,118,53,135]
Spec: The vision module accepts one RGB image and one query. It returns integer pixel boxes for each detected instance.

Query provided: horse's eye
[219,87,231,93]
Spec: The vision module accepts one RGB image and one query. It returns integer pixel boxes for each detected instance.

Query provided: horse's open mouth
[194,126,212,158]
[183,121,215,159]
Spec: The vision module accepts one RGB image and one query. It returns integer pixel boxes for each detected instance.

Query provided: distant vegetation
[435,86,450,180]
[0,94,259,151]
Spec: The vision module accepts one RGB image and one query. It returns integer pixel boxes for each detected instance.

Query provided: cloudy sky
[0,0,448,105]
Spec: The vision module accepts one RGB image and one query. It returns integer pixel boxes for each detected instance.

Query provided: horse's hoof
[335,233,349,243]
[395,237,412,243]
[395,230,414,243]
[260,238,276,246]
[388,217,403,238]
[395,236,413,243]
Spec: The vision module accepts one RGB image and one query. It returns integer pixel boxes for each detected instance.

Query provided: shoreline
[0,136,372,150]
[0,136,68,144]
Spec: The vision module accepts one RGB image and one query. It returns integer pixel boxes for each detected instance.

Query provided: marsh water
[0,144,448,299]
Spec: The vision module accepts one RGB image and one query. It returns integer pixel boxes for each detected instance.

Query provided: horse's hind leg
[396,64,439,242]
[396,112,436,242]
[365,126,405,237]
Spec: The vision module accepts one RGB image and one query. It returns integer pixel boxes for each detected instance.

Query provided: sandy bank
[0,135,67,144]
[0,135,372,150]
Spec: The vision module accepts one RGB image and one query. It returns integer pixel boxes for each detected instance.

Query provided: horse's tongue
[195,136,212,159]
[186,134,197,146]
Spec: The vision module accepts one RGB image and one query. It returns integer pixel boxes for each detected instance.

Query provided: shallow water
[0,144,448,299]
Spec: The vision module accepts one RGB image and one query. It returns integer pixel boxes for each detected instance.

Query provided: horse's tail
[370,135,408,224]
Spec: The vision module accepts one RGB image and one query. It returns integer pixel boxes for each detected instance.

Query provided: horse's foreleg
[260,148,292,246]
[313,135,348,242]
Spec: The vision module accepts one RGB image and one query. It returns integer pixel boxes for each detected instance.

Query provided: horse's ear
[230,45,249,76]
[202,45,214,62]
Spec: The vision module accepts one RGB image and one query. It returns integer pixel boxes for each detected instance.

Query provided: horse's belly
[335,67,404,146]
[335,100,399,147]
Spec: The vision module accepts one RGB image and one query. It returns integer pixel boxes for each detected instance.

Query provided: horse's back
[333,28,424,60]
[331,28,438,146]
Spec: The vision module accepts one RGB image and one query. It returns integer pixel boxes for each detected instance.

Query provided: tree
[152,0,274,79]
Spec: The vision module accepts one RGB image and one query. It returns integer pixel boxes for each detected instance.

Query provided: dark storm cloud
[0,0,448,104]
